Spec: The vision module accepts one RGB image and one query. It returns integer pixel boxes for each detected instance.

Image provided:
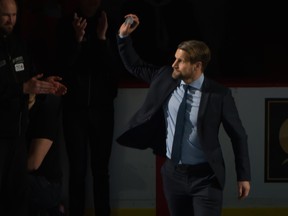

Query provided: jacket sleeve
[117,35,161,84]
[222,89,251,181]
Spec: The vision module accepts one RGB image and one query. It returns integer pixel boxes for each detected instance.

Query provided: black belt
[167,158,212,173]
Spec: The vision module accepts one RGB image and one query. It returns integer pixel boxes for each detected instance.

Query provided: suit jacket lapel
[152,75,179,113]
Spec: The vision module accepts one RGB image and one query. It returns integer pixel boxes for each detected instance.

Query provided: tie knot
[183,84,189,91]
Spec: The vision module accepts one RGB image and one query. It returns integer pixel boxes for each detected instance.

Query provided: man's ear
[194,61,202,70]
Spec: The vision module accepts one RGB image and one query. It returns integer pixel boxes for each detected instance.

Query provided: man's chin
[6,27,13,34]
[172,70,181,79]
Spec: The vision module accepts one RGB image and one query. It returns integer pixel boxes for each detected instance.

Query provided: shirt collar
[180,73,204,90]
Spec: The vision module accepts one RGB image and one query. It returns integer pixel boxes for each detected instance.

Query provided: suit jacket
[116,36,251,189]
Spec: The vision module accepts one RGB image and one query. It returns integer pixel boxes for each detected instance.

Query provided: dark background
[17,0,288,86]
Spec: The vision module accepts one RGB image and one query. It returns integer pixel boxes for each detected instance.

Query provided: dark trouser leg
[0,137,29,216]
[161,159,223,216]
[63,111,88,216]
[89,106,114,216]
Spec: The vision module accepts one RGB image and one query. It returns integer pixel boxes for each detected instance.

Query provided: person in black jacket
[116,14,251,216]
[0,0,66,215]
[57,0,118,215]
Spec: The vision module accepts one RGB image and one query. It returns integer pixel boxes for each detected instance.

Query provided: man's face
[171,48,203,83]
[0,0,17,35]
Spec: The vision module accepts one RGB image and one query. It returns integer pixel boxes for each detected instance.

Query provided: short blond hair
[177,40,211,70]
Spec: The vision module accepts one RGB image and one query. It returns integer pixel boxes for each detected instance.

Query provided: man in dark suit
[116,14,251,216]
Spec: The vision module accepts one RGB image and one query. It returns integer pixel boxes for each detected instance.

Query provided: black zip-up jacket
[0,32,33,138]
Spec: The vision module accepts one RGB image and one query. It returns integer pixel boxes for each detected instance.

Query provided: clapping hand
[45,76,67,96]
[23,74,67,96]
[97,11,108,40]
[23,74,57,95]
[72,13,87,42]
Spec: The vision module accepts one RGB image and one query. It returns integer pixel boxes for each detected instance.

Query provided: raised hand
[72,13,87,42]
[97,11,108,40]
[118,14,140,38]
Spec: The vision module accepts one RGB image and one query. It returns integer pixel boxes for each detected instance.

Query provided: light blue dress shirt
[164,74,207,165]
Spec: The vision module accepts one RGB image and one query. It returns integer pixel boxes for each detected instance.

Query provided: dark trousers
[63,106,114,216]
[28,175,62,216]
[0,136,29,216]
[161,159,223,216]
